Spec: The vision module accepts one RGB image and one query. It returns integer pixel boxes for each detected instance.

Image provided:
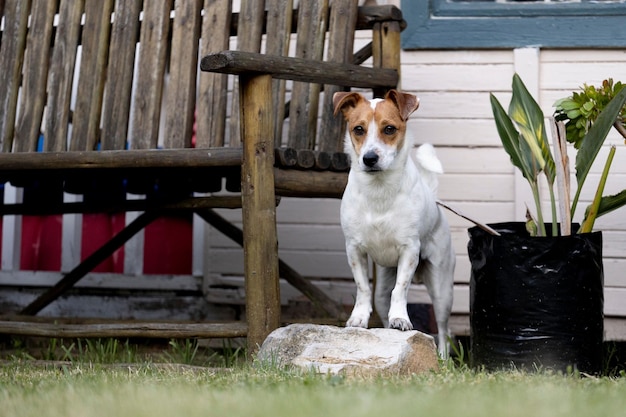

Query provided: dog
[333,89,455,357]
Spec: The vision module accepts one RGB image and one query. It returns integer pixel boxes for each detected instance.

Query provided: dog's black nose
[362,151,379,167]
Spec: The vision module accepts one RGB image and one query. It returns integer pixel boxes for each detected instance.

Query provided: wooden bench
[0,0,404,352]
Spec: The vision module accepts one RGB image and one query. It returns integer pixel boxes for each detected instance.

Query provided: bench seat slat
[200,50,399,88]
[0,148,243,171]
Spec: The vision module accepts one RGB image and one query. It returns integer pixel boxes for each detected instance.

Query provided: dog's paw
[346,316,369,328]
[389,317,413,331]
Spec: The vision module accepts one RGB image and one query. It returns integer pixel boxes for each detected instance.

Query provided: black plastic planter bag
[468,222,604,374]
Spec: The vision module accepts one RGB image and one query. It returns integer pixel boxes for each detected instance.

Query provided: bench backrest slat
[266,0,294,147]
[227,0,266,148]
[71,0,114,151]
[319,0,358,152]
[101,0,141,151]
[45,0,84,152]
[164,0,202,150]
[15,1,57,153]
[196,0,231,148]
[0,0,29,153]
[287,0,329,150]
[130,0,173,150]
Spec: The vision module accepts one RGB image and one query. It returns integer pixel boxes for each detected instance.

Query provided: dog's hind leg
[374,265,396,328]
[420,257,454,358]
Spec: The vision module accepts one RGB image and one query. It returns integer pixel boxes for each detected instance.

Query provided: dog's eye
[383,125,397,135]
[353,126,366,136]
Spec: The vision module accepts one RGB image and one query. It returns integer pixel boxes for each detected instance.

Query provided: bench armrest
[200,50,398,89]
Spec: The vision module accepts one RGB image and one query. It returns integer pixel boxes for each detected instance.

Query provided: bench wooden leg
[239,73,281,354]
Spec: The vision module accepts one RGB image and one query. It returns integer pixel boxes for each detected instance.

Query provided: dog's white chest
[341,195,418,267]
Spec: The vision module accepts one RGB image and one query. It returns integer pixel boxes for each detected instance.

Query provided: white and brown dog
[333,89,454,357]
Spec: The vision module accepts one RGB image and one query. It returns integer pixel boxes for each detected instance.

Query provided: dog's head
[333,89,419,172]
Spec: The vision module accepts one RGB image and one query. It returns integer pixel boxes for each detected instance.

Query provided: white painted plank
[413,91,507,119]
[541,49,626,63]
[443,202,515,227]
[124,194,145,276]
[600,231,626,258]
[541,62,626,90]
[402,63,513,92]
[212,198,342,225]
[605,287,626,317]
[604,259,626,288]
[209,248,352,278]
[400,49,513,65]
[436,147,513,174]
[2,184,21,271]
[410,118,503,147]
[438,173,514,202]
[61,193,82,273]
[210,223,346,252]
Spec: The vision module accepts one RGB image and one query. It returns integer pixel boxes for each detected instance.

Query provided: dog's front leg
[345,244,372,328]
[388,246,420,331]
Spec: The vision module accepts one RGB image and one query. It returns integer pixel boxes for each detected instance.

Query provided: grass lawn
[2,349,626,417]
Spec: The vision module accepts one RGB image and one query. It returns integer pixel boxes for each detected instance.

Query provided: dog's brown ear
[333,91,363,117]
[385,89,419,121]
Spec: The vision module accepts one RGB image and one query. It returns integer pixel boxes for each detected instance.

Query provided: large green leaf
[595,189,626,218]
[575,86,626,207]
[490,93,535,181]
[509,73,556,185]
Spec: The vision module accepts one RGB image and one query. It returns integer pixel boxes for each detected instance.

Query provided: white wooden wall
[206,46,626,339]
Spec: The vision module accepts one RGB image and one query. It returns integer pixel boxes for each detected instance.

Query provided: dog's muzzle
[362,151,379,170]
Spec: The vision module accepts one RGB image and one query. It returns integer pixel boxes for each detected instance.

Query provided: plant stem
[530,181,546,237]
[547,183,558,236]
[571,185,582,220]
[579,145,616,233]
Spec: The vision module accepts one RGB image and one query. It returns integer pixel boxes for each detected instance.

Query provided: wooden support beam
[239,73,281,353]
[0,319,247,339]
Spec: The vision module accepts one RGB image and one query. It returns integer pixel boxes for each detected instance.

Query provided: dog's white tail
[414,143,443,193]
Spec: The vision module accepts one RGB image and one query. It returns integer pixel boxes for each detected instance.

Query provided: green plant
[490,74,626,235]
[554,79,626,148]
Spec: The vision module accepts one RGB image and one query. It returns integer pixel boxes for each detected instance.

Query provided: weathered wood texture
[201,51,398,89]
[239,74,281,351]
[45,0,84,152]
[0,1,405,344]
[0,318,248,338]
[197,0,231,148]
